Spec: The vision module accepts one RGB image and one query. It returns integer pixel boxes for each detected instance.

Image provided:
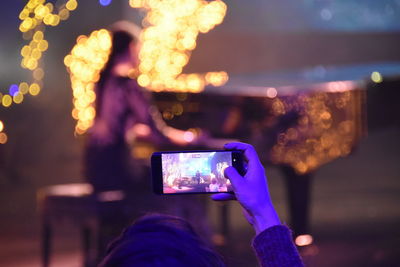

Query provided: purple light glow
[99,0,112,6]
[9,84,19,96]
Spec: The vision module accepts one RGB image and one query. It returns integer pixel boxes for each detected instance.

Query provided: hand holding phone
[212,142,281,234]
[151,150,244,195]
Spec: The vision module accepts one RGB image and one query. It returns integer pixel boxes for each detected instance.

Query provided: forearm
[163,126,194,145]
[252,225,304,267]
[250,204,281,235]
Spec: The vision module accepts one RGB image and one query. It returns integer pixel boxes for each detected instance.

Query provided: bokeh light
[270,83,364,174]
[130,0,229,93]
[0,132,8,144]
[295,234,314,246]
[266,87,277,98]
[65,29,112,134]
[9,84,19,97]
[66,0,229,135]
[371,71,383,83]
[99,0,112,6]
[1,0,80,143]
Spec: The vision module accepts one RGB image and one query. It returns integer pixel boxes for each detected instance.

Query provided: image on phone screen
[161,151,233,194]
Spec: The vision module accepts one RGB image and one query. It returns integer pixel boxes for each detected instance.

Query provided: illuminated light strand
[67,0,229,135]
[1,0,79,144]
[0,120,6,144]
[130,0,229,93]
[65,29,112,135]
[4,0,78,108]
[270,86,362,174]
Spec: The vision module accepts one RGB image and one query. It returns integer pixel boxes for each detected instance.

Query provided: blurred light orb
[0,132,8,144]
[13,93,24,104]
[371,71,383,83]
[2,95,12,107]
[295,234,313,246]
[9,84,19,97]
[99,0,112,6]
[183,131,195,142]
[130,0,229,92]
[266,87,277,98]
[29,83,41,96]
[1,0,80,137]
[65,29,112,134]
[320,8,332,21]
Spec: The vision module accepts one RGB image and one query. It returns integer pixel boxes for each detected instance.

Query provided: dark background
[0,1,399,266]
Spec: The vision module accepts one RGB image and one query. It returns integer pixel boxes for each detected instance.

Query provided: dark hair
[99,213,226,267]
[95,21,141,115]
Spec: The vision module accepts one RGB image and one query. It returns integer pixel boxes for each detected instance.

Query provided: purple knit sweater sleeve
[252,225,304,267]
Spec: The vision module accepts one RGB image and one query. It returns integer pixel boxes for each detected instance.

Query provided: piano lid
[204,62,400,96]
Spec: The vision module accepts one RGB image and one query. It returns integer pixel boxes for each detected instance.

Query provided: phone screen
[160,151,234,194]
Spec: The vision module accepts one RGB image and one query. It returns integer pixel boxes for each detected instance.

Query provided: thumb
[224,166,243,190]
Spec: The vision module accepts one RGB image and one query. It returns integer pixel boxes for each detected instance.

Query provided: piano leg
[281,166,313,239]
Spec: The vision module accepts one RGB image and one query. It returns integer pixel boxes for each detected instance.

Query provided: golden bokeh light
[270,86,365,174]
[1,0,81,142]
[65,29,112,134]
[266,87,278,98]
[66,0,229,135]
[2,95,13,108]
[13,93,24,104]
[66,0,78,11]
[0,132,8,144]
[19,82,30,94]
[130,0,229,93]
[2,0,79,112]
[371,71,383,83]
[29,83,41,95]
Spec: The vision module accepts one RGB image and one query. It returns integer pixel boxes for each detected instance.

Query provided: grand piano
[147,62,400,238]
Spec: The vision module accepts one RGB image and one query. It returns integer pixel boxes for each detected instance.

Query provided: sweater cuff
[252,225,304,267]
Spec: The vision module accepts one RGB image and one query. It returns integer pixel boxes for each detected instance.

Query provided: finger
[211,193,236,201]
[224,142,260,167]
[224,166,244,191]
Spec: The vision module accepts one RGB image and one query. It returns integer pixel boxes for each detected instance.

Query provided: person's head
[94,21,141,118]
[99,213,225,267]
[107,21,141,72]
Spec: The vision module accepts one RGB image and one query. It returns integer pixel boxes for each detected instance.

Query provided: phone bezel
[151,150,244,195]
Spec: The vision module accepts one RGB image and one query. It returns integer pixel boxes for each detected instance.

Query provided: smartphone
[151,150,244,195]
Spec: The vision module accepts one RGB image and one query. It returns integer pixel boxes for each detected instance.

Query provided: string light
[130,0,229,93]
[1,0,79,144]
[66,0,229,135]
[65,29,112,134]
[0,120,6,144]
[2,0,228,140]
[13,0,78,107]
[270,82,364,174]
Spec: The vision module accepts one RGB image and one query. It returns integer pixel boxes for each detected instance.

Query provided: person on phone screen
[209,178,219,192]
[99,142,304,267]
